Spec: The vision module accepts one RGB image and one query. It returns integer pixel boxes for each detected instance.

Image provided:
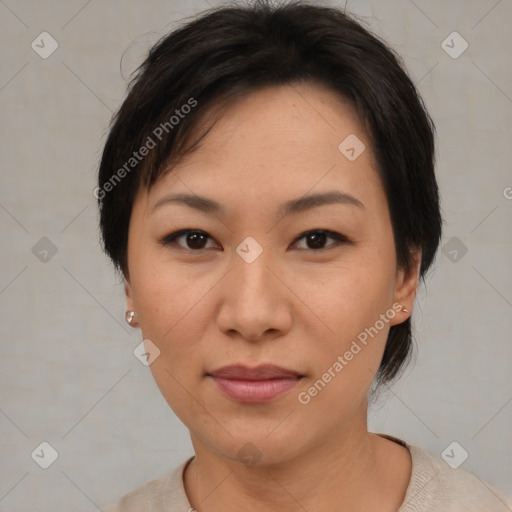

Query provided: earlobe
[124,281,139,327]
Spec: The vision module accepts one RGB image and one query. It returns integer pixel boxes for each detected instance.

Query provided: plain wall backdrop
[1,0,511,510]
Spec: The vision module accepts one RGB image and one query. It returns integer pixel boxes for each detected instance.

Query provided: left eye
[294,230,350,250]
[159,229,350,251]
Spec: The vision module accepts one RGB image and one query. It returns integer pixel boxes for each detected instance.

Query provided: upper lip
[208,364,303,380]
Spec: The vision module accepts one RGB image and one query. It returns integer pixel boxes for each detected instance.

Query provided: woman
[98,1,512,510]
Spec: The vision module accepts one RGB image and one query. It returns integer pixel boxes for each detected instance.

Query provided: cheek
[300,252,394,330]
[298,256,395,391]
[131,255,201,334]
[131,263,211,417]
[300,312,391,418]
[130,259,218,387]
[146,355,209,432]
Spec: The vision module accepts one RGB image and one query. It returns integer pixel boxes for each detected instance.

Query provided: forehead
[140,82,385,217]
[186,82,367,160]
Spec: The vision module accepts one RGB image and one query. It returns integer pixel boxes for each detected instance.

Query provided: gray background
[1,0,511,510]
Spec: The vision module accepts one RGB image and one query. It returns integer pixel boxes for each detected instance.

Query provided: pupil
[308,232,326,249]
[189,232,206,249]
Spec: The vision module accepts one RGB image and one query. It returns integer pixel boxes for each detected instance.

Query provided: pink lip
[208,364,303,403]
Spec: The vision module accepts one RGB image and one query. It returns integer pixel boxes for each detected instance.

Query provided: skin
[125,82,422,512]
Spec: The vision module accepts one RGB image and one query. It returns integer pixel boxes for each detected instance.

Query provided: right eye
[159,229,219,251]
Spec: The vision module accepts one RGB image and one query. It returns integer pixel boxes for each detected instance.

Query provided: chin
[193,423,312,468]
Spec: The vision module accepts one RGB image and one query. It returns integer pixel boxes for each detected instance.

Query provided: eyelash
[158,229,351,252]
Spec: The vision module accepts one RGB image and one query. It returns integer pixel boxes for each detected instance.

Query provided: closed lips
[207,364,304,403]
[207,364,303,380]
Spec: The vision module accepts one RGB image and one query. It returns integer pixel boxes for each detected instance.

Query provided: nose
[216,248,293,343]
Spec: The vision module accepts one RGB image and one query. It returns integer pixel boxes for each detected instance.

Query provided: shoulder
[399,440,512,512]
[101,456,194,512]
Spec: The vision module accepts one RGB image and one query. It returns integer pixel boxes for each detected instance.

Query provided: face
[125,82,421,466]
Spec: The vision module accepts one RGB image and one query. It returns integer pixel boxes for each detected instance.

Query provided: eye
[159,229,217,251]
[293,230,350,251]
[159,229,350,252]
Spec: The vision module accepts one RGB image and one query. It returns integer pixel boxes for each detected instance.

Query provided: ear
[389,247,422,326]
[125,280,135,312]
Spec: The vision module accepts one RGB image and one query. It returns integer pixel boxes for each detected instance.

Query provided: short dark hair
[97,0,443,388]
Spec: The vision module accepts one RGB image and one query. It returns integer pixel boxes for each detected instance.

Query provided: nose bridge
[216,241,290,340]
[232,240,277,302]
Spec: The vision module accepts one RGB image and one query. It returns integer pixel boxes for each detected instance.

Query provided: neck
[183,408,407,512]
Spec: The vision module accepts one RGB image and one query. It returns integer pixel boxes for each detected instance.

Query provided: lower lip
[210,376,301,403]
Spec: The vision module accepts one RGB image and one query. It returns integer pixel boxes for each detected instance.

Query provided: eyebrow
[151,190,365,217]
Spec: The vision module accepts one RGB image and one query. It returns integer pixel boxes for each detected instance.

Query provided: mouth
[207,364,305,403]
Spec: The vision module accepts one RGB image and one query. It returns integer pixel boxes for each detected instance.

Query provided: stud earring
[402,306,409,313]
[125,310,137,326]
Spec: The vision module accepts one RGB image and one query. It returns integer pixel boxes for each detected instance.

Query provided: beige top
[102,435,512,511]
